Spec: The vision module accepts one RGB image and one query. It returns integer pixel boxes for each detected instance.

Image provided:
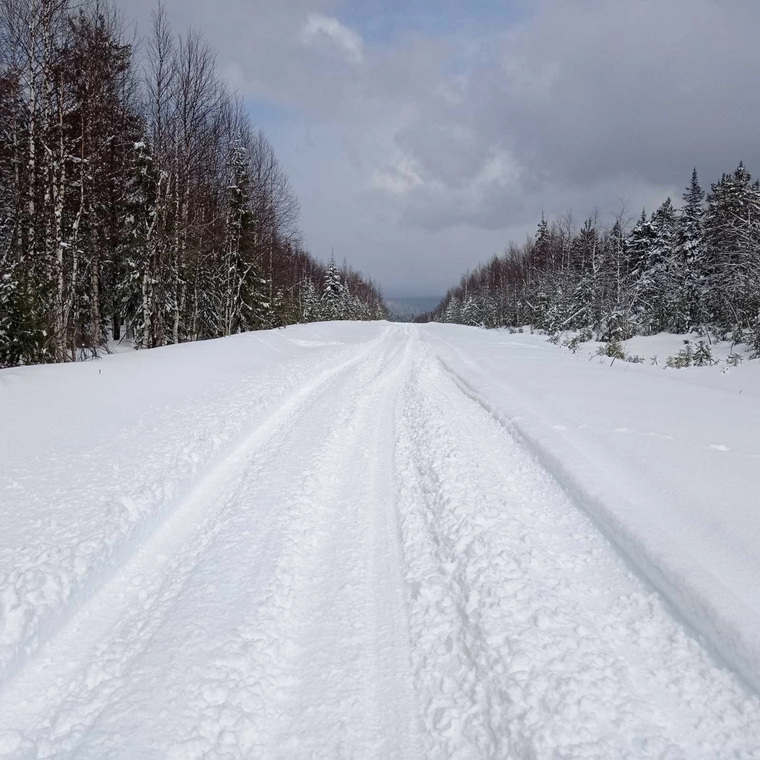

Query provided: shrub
[692,340,715,367]
[666,340,694,368]
[596,340,626,360]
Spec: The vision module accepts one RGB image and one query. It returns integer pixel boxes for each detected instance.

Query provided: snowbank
[425,324,760,691]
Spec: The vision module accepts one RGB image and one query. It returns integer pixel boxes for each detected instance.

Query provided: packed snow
[0,322,759,758]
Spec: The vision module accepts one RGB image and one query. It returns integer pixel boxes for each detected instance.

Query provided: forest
[0,0,386,369]
[423,165,760,357]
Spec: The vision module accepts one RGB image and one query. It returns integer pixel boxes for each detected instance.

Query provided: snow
[570,329,752,368]
[0,322,759,757]
[428,326,760,691]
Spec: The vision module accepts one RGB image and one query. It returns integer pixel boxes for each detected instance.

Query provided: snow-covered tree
[628,210,656,281]
[321,257,346,319]
[676,169,706,330]
[443,296,461,323]
[221,140,272,336]
[423,164,760,357]
[300,278,320,322]
[0,2,386,367]
[704,163,760,328]
[635,198,678,333]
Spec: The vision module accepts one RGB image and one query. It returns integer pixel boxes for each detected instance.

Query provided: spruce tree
[222,141,271,336]
[628,210,656,279]
[644,198,678,333]
[322,258,344,319]
[704,163,760,328]
[677,169,706,330]
[300,278,320,322]
[444,296,461,323]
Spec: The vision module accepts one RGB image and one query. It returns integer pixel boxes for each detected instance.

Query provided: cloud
[490,0,760,189]
[371,155,423,196]
[119,0,760,296]
[347,0,760,236]
[300,14,364,63]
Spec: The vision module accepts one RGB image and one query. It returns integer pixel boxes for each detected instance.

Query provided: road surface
[0,324,759,758]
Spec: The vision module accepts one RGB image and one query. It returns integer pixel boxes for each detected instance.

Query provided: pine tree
[322,257,343,319]
[121,138,161,347]
[300,278,320,321]
[676,169,706,330]
[221,141,271,336]
[628,210,656,279]
[628,209,657,331]
[443,296,461,323]
[704,162,760,328]
[641,198,678,333]
[568,218,601,329]
[0,263,47,367]
[533,213,551,269]
[461,294,480,326]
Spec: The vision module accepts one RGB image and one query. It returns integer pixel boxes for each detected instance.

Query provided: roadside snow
[428,324,760,693]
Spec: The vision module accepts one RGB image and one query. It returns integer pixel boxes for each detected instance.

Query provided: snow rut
[0,327,420,759]
[0,332,384,691]
[394,340,760,759]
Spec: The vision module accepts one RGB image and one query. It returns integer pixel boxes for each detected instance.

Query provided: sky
[120,0,760,298]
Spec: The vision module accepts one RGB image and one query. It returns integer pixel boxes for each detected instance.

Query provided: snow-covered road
[1,323,759,758]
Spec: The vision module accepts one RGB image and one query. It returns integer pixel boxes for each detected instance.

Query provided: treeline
[0,0,385,368]
[423,164,760,354]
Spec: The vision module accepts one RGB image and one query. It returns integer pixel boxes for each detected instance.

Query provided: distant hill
[386,297,441,321]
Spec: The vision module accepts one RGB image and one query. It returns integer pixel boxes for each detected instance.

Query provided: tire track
[0,326,422,759]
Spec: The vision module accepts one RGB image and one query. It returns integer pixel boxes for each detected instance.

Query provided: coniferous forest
[423,165,760,357]
[0,0,386,368]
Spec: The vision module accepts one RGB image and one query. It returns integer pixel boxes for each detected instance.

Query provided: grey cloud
[119,0,760,295]
[491,0,760,187]
[359,0,760,232]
